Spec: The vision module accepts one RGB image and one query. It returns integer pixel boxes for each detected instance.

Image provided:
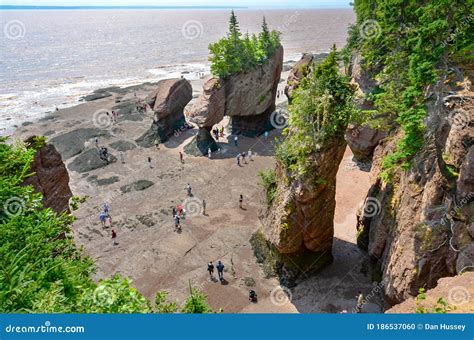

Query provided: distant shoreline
[0,5,351,10]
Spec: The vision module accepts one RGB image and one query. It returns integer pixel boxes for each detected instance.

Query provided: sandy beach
[12,68,383,313]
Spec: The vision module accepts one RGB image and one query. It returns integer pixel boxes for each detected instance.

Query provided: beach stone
[68,148,117,173]
[136,124,157,148]
[22,137,72,214]
[285,53,314,102]
[96,176,120,186]
[50,128,110,159]
[110,140,137,152]
[188,78,226,128]
[345,124,388,162]
[120,180,154,193]
[81,92,112,102]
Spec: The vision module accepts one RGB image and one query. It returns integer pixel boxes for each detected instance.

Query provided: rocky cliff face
[23,137,73,213]
[257,138,346,283]
[356,62,474,305]
[188,46,283,154]
[284,53,314,103]
[137,78,192,146]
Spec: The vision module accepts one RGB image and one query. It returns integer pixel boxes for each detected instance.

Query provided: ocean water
[0,9,355,133]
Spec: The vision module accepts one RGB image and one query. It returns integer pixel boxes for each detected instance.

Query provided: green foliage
[276,46,357,177]
[258,169,277,206]
[347,0,474,181]
[0,138,150,313]
[69,195,87,211]
[181,283,214,314]
[415,288,454,314]
[154,291,178,313]
[209,11,281,78]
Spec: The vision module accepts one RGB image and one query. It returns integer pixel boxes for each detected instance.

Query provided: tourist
[148,156,153,169]
[154,138,160,150]
[208,148,212,159]
[95,137,99,149]
[174,214,181,231]
[207,261,214,279]
[103,202,110,215]
[264,131,269,140]
[216,261,225,281]
[234,135,238,147]
[111,229,118,246]
[179,151,184,164]
[172,206,177,217]
[99,212,107,227]
[356,291,364,313]
[239,194,243,209]
[186,183,192,197]
[236,153,241,166]
[249,290,258,302]
[242,151,247,164]
[202,199,206,215]
[248,149,252,161]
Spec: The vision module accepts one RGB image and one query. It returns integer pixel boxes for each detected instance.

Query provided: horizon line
[0,4,352,10]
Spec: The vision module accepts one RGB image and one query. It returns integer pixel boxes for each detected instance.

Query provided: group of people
[207,261,225,282]
[212,126,225,141]
[106,110,119,124]
[236,150,252,166]
[98,202,118,246]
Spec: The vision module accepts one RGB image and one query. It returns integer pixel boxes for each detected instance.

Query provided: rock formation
[284,53,314,103]
[356,63,474,305]
[188,46,284,155]
[23,137,73,213]
[257,138,347,283]
[137,78,192,146]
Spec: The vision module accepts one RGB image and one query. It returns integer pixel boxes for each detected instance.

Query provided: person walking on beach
[239,194,244,209]
[355,291,364,313]
[208,148,212,159]
[207,261,214,279]
[236,153,241,166]
[111,229,118,246]
[174,214,181,231]
[234,135,238,147]
[154,138,160,150]
[241,151,247,164]
[264,131,269,140]
[179,151,184,164]
[148,156,153,169]
[99,212,107,227]
[95,137,99,149]
[186,183,192,197]
[202,199,207,215]
[103,202,110,215]
[216,261,225,281]
[248,149,252,161]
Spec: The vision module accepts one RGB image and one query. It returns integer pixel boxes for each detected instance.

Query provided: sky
[1,0,352,8]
